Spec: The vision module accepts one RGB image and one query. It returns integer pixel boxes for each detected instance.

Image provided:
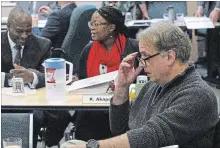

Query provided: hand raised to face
[116,52,144,88]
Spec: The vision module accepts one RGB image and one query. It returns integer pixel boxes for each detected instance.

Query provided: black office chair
[1,113,33,148]
[61,5,97,74]
[50,47,66,59]
[194,29,207,67]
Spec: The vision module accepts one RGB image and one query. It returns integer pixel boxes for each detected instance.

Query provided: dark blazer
[40,3,77,48]
[1,31,51,88]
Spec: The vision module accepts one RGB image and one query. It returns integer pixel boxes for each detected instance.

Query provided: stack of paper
[184,17,214,29]
[2,86,36,96]
[68,71,118,95]
[68,82,110,95]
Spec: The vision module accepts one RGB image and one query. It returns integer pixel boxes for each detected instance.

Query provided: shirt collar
[7,32,24,50]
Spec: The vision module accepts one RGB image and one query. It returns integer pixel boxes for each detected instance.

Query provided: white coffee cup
[136,75,148,84]
[3,137,22,148]
[1,72,5,88]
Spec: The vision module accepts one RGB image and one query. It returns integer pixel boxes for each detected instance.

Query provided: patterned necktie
[14,45,22,65]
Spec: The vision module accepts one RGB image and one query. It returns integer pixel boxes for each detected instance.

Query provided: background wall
[187,1,197,16]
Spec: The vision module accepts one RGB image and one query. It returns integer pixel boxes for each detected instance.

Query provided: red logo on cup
[46,68,56,83]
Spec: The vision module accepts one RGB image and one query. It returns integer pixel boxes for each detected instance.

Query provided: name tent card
[82,94,113,104]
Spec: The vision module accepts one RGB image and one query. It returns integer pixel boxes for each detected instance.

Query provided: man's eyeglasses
[88,21,109,28]
[136,52,160,65]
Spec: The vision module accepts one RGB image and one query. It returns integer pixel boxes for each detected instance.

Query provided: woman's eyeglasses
[136,52,160,65]
[88,21,109,28]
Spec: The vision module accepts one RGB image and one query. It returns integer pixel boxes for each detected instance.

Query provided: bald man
[1,6,51,88]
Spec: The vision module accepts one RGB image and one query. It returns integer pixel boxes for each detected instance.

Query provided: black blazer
[40,3,77,48]
[1,31,51,88]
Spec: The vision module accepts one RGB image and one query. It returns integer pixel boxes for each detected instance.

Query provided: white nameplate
[82,94,113,104]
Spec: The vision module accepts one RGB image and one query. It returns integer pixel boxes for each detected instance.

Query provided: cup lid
[44,58,65,69]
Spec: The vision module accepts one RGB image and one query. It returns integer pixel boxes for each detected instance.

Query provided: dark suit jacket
[1,31,51,88]
[40,3,77,48]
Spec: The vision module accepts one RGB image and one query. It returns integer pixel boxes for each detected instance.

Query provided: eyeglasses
[88,21,109,28]
[136,52,160,65]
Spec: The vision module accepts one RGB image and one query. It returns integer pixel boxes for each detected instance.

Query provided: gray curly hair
[137,21,191,63]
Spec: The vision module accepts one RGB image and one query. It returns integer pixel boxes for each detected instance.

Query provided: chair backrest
[61,5,97,74]
[148,2,187,19]
[1,113,33,148]
[213,118,220,148]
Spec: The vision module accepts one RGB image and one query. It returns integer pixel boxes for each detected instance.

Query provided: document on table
[184,17,214,29]
[2,86,36,96]
[68,82,110,95]
[67,71,118,94]
[125,20,150,27]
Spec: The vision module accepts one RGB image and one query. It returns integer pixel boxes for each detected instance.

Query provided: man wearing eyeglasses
[70,21,218,148]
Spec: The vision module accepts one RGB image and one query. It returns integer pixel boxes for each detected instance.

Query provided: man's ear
[109,24,115,32]
[167,49,176,65]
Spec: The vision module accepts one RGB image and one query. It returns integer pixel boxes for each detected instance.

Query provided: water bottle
[135,75,148,97]
[42,58,73,102]
[167,6,174,23]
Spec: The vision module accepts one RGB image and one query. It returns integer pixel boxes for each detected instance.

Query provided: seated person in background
[103,1,149,20]
[196,1,220,22]
[1,6,70,148]
[71,21,219,148]
[195,1,220,80]
[32,1,77,48]
[74,6,139,141]
[14,1,59,19]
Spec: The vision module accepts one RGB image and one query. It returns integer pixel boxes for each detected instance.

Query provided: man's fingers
[10,69,25,74]
[14,64,20,69]
[122,52,138,62]
[121,52,139,68]
[15,73,25,78]
[120,62,131,69]
[14,64,26,70]
[134,66,144,77]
